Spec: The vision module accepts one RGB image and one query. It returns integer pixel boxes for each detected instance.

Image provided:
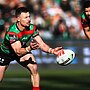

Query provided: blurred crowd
[0,0,86,41]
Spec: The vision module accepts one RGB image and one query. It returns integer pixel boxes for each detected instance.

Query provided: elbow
[16,52,22,56]
[15,50,22,56]
[16,53,21,56]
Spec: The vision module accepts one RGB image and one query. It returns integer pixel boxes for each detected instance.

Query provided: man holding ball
[0,7,63,90]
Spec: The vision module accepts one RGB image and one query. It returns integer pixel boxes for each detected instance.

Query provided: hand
[53,47,64,56]
[30,40,39,50]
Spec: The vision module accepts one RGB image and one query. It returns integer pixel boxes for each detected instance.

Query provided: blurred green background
[0,64,90,90]
[1,40,90,90]
[0,0,90,90]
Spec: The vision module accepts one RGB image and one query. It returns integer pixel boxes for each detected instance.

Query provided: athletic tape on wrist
[26,47,30,52]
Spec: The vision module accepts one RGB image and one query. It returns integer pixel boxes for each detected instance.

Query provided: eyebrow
[25,14,31,18]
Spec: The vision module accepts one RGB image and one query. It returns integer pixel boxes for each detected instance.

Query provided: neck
[17,22,25,31]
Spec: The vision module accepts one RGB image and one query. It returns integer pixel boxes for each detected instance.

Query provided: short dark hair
[84,0,90,9]
[15,7,29,17]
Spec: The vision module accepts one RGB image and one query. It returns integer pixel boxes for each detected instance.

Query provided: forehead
[20,12,30,17]
[85,7,90,11]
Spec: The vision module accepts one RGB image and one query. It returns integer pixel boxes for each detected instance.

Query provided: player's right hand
[53,47,64,56]
[30,40,39,50]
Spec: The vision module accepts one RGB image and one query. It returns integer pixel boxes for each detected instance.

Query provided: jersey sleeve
[7,32,19,44]
[32,26,39,38]
[81,13,89,28]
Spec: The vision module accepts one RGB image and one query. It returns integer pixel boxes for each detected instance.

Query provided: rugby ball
[56,49,75,66]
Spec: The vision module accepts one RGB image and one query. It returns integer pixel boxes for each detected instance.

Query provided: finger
[33,44,39,48]
[31,39,39,44]
[57,47,63,50]
[32,46,39,49]
[30,41,37,44]
[61,49,65,54]
[59,50,61,56]
[31,44,39,49]
[30,42,39,46]
[55,47,63,51]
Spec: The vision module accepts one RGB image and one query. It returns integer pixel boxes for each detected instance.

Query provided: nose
[89,12,90,15]
[27,17,31,22]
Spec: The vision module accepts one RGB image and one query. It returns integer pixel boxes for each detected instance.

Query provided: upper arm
[34,35,45,45]
[81,16,90,39]
[34,35,50,52]
[81,16,88,29]
[84,27,90,31]
[8,32,22,53]
[11,41,22,53]
[83,26,90,39]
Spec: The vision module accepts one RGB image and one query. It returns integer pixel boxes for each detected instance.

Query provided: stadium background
[0,0,90,90]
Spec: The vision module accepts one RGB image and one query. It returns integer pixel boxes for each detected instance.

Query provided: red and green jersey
[0,22,39,55]
[81,12,90,28]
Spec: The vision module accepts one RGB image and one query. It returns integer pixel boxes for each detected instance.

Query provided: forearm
[16,46,31,56]
[34,36,63,56]
[39,43,54,54]
[39,43,63,56]
[83,27,90,39]
[84,31,90,39]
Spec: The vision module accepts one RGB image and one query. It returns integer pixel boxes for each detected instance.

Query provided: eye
[26,15,30,19]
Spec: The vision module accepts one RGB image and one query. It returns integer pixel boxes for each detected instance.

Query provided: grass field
[0,64,90,90]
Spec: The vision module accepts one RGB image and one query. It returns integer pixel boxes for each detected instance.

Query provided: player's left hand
[53,47,64,56]
[30,40,39,50]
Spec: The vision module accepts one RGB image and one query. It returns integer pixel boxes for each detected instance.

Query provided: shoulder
[81,12,86,19]
[7,23,20,37]
[9,23,19,33]
[9,23,16,31]
[81,12,89,28]
[81,12,88,23]
[29,24,37,31]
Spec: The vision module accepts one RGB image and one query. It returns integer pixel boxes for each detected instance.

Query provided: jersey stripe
[7,26,36,39]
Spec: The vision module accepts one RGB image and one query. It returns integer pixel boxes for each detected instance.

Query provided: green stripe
[82,13,85,19]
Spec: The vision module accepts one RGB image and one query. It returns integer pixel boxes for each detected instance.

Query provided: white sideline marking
[3,78,29,82]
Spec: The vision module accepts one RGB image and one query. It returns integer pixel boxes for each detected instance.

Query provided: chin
[27,24,30,26]
[25,25,29,27]
[88,17,90,19]
[87,16,90,19]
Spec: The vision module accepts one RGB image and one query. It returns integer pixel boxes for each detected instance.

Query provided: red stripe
[8,32,17,35]
[83,24,88,27]
[8,26,36,39]
[83,18,87,22]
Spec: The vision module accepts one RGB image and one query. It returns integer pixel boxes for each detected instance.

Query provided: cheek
[23,19,26,22]
[21,19,26,24]
[86,12,88,15]
[86,11,89,15]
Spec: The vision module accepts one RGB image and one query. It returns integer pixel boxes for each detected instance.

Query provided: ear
[17,17,20,22]
[17,19,20,22]
[18,20,20,22]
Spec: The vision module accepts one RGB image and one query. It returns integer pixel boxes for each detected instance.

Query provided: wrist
[48,48,54,54]
[26,46,31,52]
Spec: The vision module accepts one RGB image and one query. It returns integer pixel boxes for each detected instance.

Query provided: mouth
[26,22,30,25]
[88,16,90,19]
